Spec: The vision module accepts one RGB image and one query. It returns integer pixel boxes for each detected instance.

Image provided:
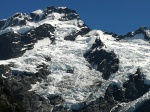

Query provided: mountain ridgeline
[0,6,150,112]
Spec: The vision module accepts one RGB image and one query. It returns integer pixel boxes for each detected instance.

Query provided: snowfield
[27,32,104,110]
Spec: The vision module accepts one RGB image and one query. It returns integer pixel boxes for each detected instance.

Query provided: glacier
[0,6,150,111]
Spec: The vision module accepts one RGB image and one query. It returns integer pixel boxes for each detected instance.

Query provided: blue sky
[0,0,150,34]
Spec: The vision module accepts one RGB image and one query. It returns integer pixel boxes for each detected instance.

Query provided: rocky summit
[0,6,150,112]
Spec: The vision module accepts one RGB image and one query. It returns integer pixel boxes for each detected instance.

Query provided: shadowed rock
[135,100,150,112]
[0,24,54,60]
[84,38,119,80]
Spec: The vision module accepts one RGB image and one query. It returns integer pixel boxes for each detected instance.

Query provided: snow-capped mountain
[0,6,150,112]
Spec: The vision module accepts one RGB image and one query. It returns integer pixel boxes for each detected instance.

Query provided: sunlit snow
[2,29,150,110]
[1,7,150,110]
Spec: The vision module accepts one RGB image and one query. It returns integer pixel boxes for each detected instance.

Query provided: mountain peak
[0,6,81,31]
[0,6,150,112]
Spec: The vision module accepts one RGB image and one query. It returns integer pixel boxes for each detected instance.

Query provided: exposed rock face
[0,6,91,112]
[84,38,119,80]
[0,64,11,75]
[0,13,31,30]
[123,69,150,102]
[80,97,117,112]
[29,24,55,37]
[104,27,150,41]
[79,68,150,112]
[46,6,79,22]
[64,27,91,41]
[0,6,82,30]
[121,27,150,41]
[0,20,6,29]
[0,32,25,60]
[0,78,25,112]
[0,64,64,112]
[0,6,150,112]
[0,65,25,112]
[46,6,79,21]
[0,23,54,60]
[103,68,150,104]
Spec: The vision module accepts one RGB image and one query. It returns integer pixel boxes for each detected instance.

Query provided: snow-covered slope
[99,31,150,84]
[0,6,150,112]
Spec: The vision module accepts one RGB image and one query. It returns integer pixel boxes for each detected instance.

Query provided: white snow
[0,13,104,109]
[32,9,43,15]
[0,30,103,109]
[1,7,150,110]
[0,10,81,36]
[2,74,7,78]
[58,7,67,9]
[32,9,45,20]
[99,32,150,85]
[29,33,103,109]
[1,28,150,110]
[86,31,150,108]
[145,29,150,37]
[0,25,36,35]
